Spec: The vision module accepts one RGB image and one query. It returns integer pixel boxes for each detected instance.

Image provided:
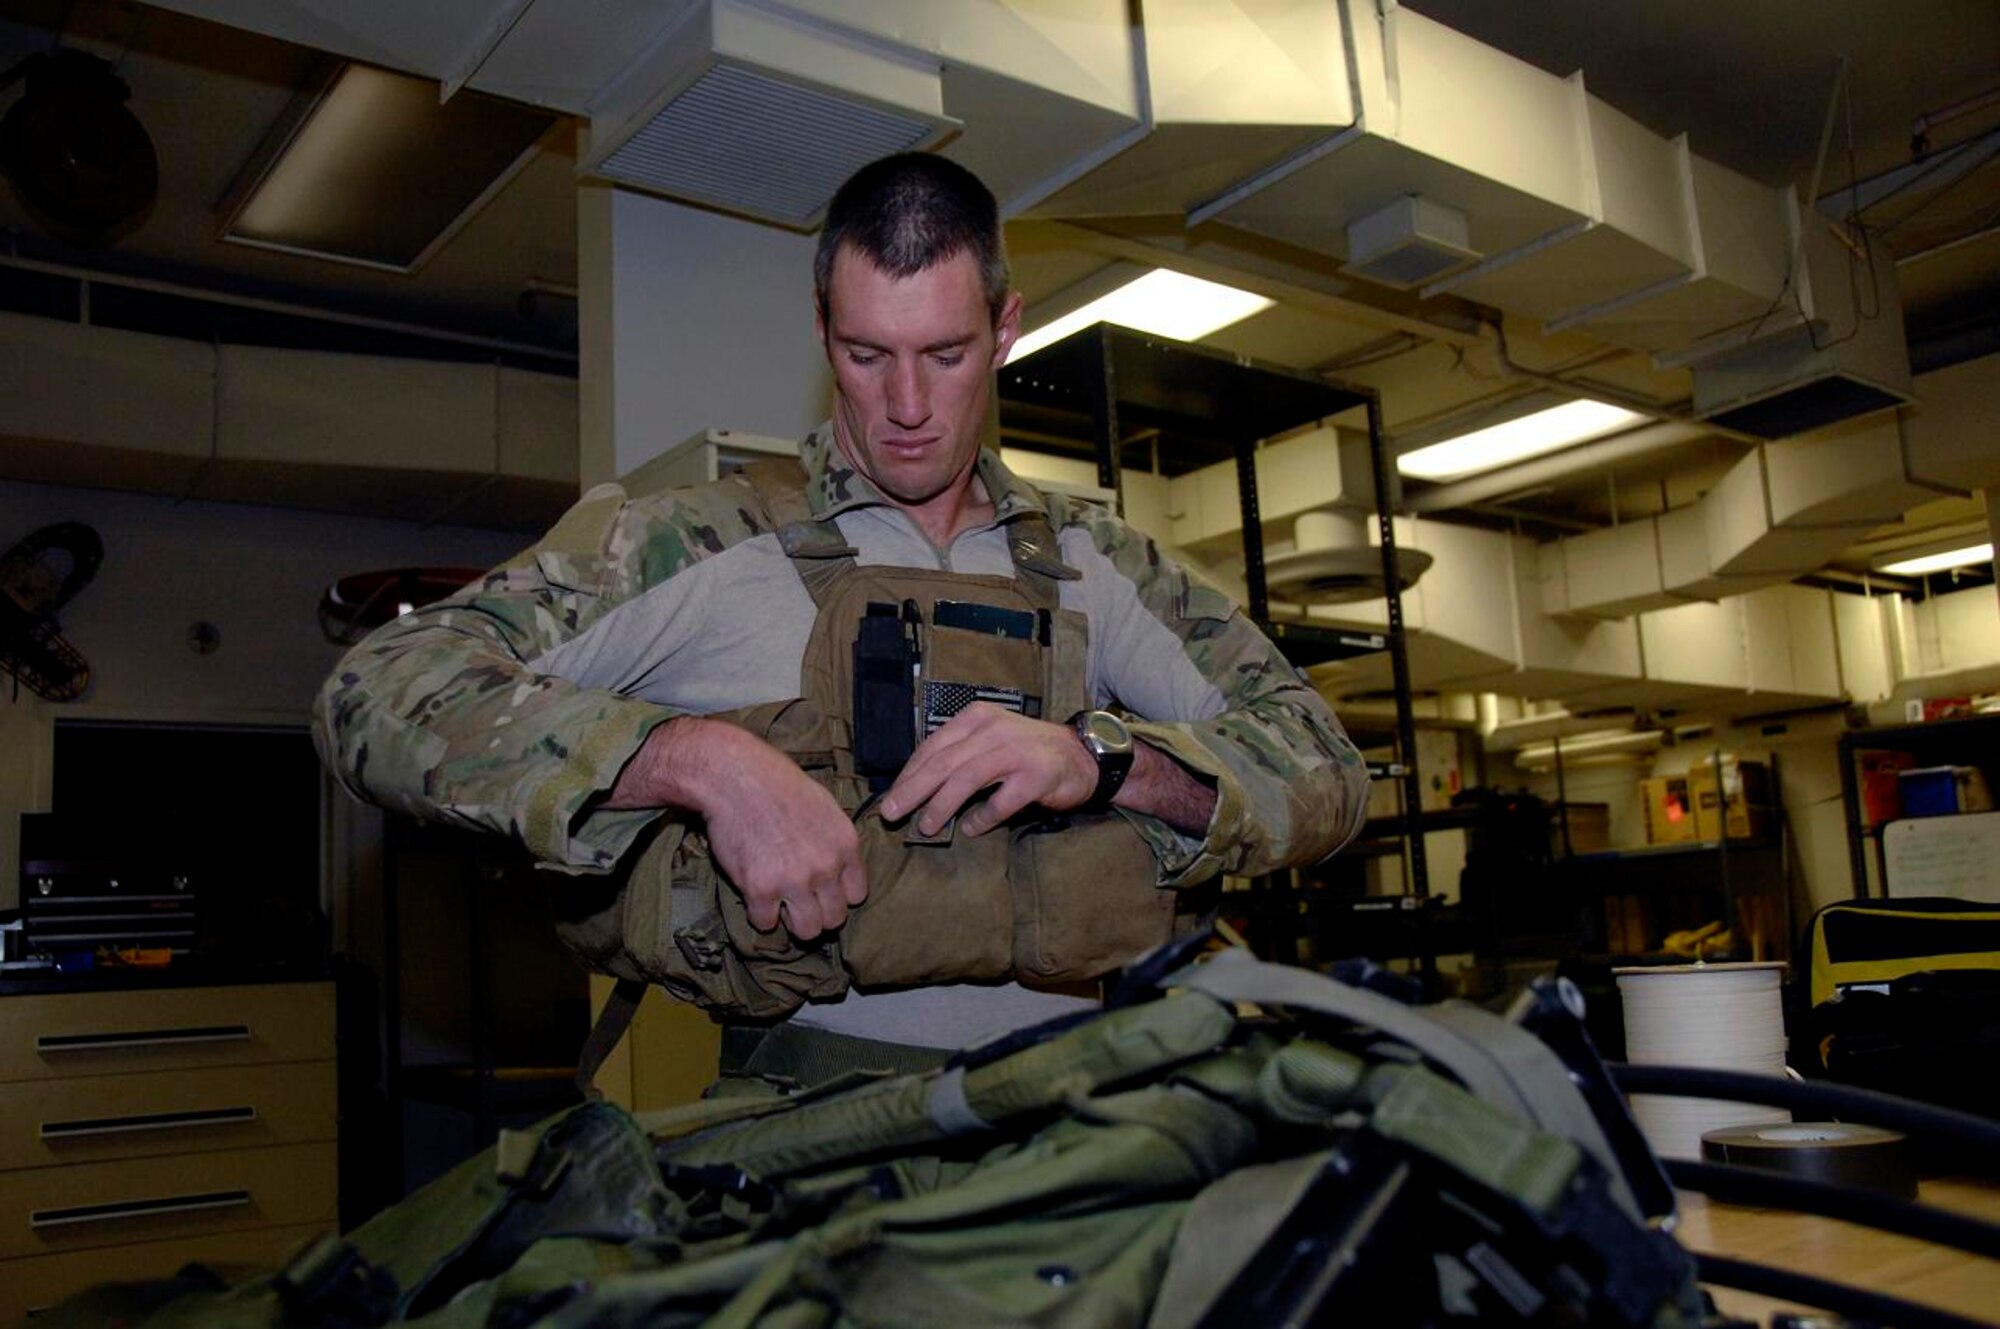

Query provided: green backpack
[40,948,1707,1329]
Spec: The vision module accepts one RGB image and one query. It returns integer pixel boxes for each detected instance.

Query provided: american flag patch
[922,681,1033,734]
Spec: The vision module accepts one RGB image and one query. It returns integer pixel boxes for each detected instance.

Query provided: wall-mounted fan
[0,48,159,245]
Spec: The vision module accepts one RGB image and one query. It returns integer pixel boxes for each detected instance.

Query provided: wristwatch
[1071,709,1134,811]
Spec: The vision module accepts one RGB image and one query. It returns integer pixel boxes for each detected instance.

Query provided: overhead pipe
[1484,318,1708,428]
[1818,125,2000,217]
[1911,86,2000,160]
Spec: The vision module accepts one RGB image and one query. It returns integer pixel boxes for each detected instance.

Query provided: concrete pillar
[577,180,829,487]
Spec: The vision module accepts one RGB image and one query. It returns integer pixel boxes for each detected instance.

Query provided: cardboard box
[1690,753,1772,800]
[1687,755,1773,841]
[1553,802,1611,854]
[1361,729,1464,820]
[1905,696,1974,723]
[1692,791,1772,841]
[1603,893,1651,955]
[1641,776,1696,845]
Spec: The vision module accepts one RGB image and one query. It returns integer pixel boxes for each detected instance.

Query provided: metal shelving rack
[1837,711,2000,898]
[999,324,1429,968]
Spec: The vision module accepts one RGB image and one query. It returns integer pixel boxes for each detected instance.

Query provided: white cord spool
[1615,961,1789,1161]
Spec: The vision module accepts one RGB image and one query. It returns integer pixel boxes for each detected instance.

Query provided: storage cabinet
[0,980,337,1322]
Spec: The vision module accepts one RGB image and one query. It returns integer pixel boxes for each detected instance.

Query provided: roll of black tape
[1701,1122,1917,1200]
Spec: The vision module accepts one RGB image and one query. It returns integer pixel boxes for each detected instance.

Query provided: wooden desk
[1676,1178,2000,1325]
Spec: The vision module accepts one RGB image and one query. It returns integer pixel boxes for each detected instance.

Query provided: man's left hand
[879,702,1096,838]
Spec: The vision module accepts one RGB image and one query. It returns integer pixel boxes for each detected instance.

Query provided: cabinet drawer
[0,983,333,1084]
[0,1141,336,1261]
[0,1218,328,1324]
[0,1061,336,1172]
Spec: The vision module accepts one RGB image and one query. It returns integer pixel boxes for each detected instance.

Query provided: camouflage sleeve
[312,482,689,875]
[1076,509,1371,885]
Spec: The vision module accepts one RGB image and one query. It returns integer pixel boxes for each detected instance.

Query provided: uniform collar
[799,424,1049,527]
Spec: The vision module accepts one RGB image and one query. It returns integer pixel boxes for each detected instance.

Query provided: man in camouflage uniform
[313,153,1370,1066]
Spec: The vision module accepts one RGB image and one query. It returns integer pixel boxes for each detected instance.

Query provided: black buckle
[274,1234,398,1329]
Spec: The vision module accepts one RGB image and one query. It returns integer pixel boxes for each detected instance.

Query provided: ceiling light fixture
[1397,400,1650,482]
[1874,542,1994,577]
[1007,270,1274,364]
[219,62,558,273]
[1513,728,1663,771]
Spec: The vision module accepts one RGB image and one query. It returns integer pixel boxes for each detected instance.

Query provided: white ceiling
[1,0,1996,572]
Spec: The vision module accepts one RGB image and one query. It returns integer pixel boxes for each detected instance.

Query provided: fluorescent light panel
[1876,543,1994,576]
[221,64,557,273]
[1007,270,1274,363]
[1397,400,1650,482]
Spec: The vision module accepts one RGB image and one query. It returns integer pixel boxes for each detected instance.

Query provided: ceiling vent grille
[594,62,944,230]
[1702,374,1907,440]
[1340,195,1480,290]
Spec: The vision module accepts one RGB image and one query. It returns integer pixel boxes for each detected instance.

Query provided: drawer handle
[40,1106,258,1140]
[30,1188,253,1229]
[36,1025,253,1054]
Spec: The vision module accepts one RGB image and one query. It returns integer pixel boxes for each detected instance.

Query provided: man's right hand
[605,717,867,940]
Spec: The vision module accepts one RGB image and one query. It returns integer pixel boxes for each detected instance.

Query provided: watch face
[1081,710,1132,754]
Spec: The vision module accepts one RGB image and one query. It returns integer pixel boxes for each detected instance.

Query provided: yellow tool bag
[1798,896,2000,1116]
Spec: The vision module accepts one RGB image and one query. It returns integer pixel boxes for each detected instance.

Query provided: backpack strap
[1148,1151,1339,1329]
[740,457,815,528]
[737,456,859,604]
[1176,948,1640,1218]
[574,977,650,1099]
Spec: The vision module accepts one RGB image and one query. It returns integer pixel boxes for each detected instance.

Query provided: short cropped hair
[814,153,1011,325]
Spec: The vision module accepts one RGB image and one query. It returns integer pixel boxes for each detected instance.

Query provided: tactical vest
[554,460,1183,1035]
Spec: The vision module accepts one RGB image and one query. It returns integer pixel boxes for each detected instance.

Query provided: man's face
[817,244,1021,516]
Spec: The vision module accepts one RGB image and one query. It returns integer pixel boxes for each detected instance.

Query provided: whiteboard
[1882,812,2000,902]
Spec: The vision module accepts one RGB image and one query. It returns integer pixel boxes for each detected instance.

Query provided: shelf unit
[998,324,1429,973]
[1838,712,2000,898]
[1553,839,1789,960]
[1538,740,1793,963]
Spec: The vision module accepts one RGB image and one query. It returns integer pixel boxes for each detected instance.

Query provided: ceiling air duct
[1266,510,1432,605]
[1340,195,1480,290]
[578,0,959,231]
[1689,221,1913,438]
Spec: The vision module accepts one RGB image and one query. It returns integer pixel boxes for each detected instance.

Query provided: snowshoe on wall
[0,521,103,702]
